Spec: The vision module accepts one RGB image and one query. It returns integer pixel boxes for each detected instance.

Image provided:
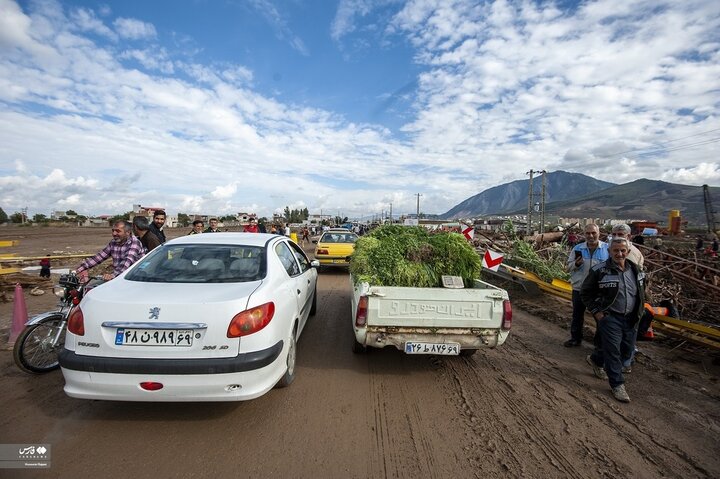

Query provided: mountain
[442,173,719,227]
[441,171,615,218]
[540,179,718,225]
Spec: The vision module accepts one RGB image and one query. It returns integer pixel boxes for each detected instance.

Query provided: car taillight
[316,248,329,255]
[355,296,368,327]
[227,302,275,338]
[68,306,85,336]
[140,382,164,391]
[501,300,512,330]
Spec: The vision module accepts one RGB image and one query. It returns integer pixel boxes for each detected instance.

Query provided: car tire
[309,287,317,316]
[459,349,478,357]
[352,337,366,354]
[275,325,297,388]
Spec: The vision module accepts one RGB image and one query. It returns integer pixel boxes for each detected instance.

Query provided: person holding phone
[564,223,609,348]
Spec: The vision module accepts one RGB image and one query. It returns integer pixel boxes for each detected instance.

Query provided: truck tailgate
[366,286,505,329]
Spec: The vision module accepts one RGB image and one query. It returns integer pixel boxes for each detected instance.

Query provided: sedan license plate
[332,259,346,264]
[405,342,460,355]
[115,329,193,347]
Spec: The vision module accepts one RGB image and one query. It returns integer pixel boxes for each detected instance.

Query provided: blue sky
[1,0,719,219]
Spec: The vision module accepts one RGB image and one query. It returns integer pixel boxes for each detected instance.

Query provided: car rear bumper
[59,340,283,374]
[59,341,288,402]
[315,257,350,266]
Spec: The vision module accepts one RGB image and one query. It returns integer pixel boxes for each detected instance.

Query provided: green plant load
[350,225,482,287]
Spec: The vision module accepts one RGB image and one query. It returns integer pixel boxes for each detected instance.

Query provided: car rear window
[125,244,266,283]
[320,233,358,243]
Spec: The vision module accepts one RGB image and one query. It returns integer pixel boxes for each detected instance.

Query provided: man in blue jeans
[564,224,608,347]
[581,238,645,403]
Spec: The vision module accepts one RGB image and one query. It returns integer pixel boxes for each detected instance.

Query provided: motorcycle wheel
[13,314,66,374]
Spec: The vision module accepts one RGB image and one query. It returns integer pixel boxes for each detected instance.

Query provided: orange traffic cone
[9,283,28,343]
[642,323,655,340]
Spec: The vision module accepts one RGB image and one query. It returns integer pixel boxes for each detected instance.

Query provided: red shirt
[244,224,259,233]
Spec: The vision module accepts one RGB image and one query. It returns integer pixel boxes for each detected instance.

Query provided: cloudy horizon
[1,0,719,219]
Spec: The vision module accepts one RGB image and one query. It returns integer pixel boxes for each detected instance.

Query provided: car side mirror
[312,240,317,244]
[311,260,320,268]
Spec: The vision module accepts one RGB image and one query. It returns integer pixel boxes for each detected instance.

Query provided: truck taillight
[68,306,85,336]
[355,296,368,327]
[501,300,512,330]
[316,249,329,255]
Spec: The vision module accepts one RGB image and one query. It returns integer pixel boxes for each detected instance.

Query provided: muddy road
[1,226,719,478]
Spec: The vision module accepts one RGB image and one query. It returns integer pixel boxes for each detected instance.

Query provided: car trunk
[75,280,260,359]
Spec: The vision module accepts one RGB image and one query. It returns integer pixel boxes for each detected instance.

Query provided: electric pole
[415,193,422,218]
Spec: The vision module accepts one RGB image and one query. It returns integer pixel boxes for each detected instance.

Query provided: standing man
[564,224,609,347]
[76,220,143,281]
[132,216,161,253]
[148,210,167,244]
[205,218,220,233]
[243,218,259,233]
[581,238,645,403]
[188,220,204,234]
[610,224,644,270]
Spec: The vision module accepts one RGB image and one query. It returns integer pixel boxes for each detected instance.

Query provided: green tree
[33,213,47,223]
[76,215,87,223]
[0,207,7,223]
[10,212,23,223]
[65,209,78,216]
[177,213,190,227]
[284,206,291,221]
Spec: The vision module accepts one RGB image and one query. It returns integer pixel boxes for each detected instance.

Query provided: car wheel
[352,336,366,354]
[309,287,317,316]
[459,349,478,357]
[275,326,297,388]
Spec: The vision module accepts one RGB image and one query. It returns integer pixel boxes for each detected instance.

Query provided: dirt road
[0,226,718,478]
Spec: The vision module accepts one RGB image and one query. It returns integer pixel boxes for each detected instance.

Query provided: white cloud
[113,17,157,40]
[0,0,718,220]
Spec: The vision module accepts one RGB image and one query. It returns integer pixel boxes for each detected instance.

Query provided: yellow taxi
[313,228,358,270]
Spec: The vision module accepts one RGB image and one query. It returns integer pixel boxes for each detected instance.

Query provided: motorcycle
[13,273,100,374]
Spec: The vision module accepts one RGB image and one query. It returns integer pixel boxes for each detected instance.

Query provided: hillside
[540,179,718,226]
[441,171,615,218]
[442,173,719,228]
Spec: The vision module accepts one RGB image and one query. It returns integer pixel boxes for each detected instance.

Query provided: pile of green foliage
[350,225,482,287]
[502,220,570,282]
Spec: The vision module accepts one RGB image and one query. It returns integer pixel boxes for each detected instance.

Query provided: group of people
[73,212,308,281]
[75,210,169,282]
[564,223,647,403]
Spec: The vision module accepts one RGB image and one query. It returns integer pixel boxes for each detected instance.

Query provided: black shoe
[564,339,581,347]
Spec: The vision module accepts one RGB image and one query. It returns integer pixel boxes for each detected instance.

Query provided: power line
[597,128,720,159]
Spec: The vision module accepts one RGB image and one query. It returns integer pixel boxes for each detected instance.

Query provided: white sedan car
[59,233,319,402]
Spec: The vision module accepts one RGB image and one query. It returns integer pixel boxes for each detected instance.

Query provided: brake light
[140,382,164,391]
[316,249,329,255]
[501,300,512,330]
[355,296,368,327]
[68,306,85,336]
[227,302,275,337]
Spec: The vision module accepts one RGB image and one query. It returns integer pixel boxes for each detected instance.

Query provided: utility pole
[526,170,547,235]
[540,170,547,234]
[415,193,422,219]
[389,202,393,224]
[526,171,534,236]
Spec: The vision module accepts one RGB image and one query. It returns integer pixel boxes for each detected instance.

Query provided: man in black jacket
[148,210,167,244]
[581,238,645,403]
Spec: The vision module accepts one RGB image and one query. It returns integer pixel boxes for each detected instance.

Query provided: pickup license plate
[405,342,460,355]
[115,329,193,347]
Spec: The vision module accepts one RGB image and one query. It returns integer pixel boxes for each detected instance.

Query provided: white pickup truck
[350,276,512,356]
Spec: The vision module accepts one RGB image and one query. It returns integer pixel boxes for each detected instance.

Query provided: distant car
[313,228,359,269]
[59,233,319,402]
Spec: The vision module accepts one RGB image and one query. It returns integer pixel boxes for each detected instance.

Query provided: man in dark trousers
[564,224,609,347]
[148,210,167,244]
[581,238,645,403]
